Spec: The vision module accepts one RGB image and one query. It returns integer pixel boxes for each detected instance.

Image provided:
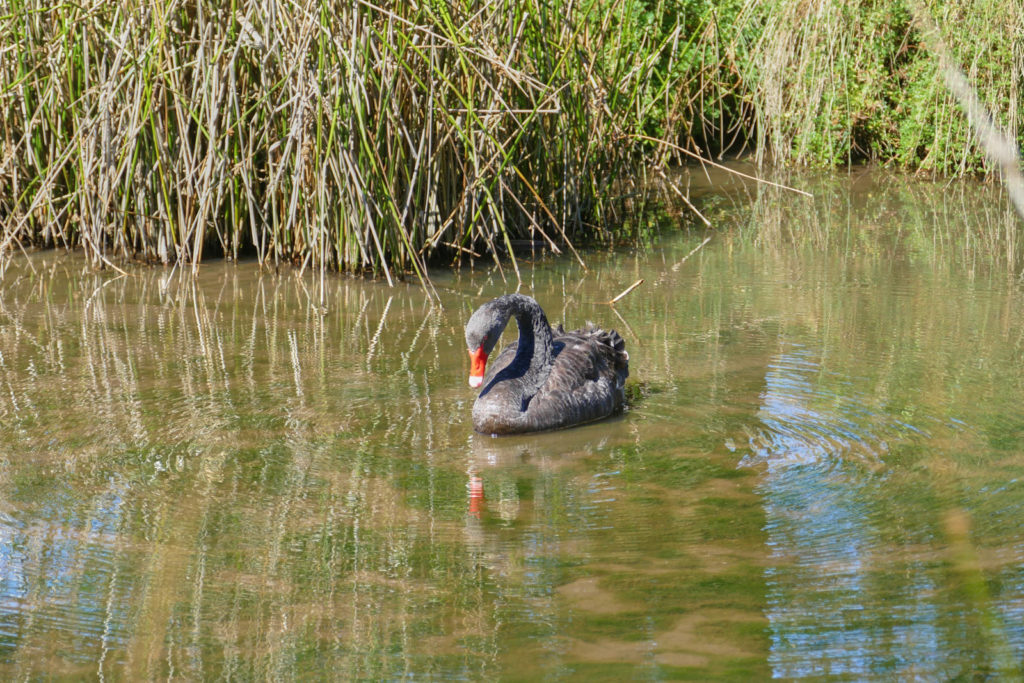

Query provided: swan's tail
[559,323,629,378]
[602,328,629,373]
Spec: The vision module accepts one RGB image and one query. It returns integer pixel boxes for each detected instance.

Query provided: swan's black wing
[521,324,629,431]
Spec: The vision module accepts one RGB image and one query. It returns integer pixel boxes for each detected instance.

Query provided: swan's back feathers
[556,323,628,368]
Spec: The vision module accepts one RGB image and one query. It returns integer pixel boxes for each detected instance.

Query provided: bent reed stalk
[0,0,681,279]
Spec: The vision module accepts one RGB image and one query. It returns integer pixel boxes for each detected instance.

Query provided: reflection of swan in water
[463,428,626,525]
[464,294,629,434]
[467,428,616,469]
[463,431,609,576]
[468,472,485,519]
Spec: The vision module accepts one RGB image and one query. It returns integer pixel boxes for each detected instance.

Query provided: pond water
[2,167,1024,679]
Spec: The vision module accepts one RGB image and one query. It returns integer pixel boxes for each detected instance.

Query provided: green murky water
[2,168,1024,679]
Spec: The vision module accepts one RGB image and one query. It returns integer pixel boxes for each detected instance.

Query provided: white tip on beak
[469,375,483,388]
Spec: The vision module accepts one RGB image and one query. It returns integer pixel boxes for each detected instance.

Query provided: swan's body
[464,294,629,434]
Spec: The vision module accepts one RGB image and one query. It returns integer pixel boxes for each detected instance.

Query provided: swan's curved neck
[511,297,554,376]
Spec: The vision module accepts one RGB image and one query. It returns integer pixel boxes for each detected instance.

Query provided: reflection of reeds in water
[704,169,1022,273]
[0,253,772,678]
[942,508,1020,678]
[627,176,1024,679]
[633,169,1024,466]
[0,257,488,677]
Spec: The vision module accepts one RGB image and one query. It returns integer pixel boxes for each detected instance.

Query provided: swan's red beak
[468,345,488,388]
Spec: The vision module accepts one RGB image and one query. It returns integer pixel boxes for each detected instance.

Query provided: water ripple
[738,343,942,471]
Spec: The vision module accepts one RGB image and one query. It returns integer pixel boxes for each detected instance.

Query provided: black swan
[464,294,629,434]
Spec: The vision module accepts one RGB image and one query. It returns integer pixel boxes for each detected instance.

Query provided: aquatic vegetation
[0,0,1019,277]
[737,0,1022,173]
[0,0,680,277]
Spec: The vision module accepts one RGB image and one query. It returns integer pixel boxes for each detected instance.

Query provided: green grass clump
[703,0,1022,173]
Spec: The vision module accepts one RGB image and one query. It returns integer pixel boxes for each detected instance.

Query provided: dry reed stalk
[609,279,644,304]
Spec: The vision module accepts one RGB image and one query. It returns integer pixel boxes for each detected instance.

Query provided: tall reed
[0,0,689,278]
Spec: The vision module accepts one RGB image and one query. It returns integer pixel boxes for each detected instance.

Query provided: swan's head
[465,301,509,388]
